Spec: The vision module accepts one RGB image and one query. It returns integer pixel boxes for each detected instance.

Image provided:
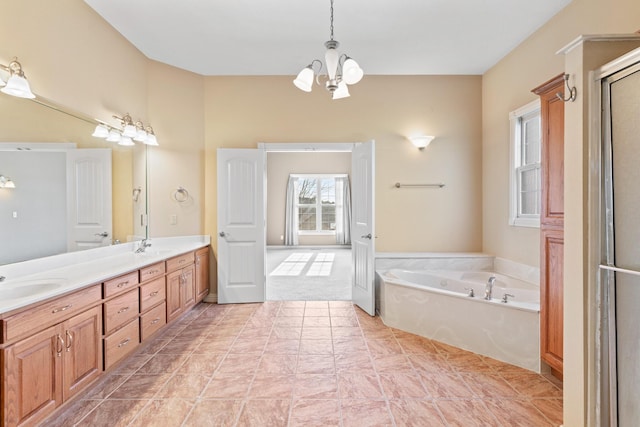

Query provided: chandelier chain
[329,0,334,40]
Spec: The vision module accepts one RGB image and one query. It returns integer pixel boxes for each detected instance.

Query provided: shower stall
[599,50,640,427]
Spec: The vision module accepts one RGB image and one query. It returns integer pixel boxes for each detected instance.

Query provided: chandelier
[293,0,363,100]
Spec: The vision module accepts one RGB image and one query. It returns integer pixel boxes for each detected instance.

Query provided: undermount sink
[134,249,173,257]
[1,282,63,300]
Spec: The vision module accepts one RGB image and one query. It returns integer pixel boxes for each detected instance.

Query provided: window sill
[298,231,336,236]
[509,217,540,228]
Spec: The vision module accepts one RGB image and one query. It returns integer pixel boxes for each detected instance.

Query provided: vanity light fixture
[144,126,158,146]
[118,135,135,146]
[91,124,110,138]
[92,113,159,146]
[293,0,364,100]
[0,57,36,99]
[409,135,435,150]
[0,175,16,189]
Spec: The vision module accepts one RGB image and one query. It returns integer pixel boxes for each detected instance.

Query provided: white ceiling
[84,0,572,76]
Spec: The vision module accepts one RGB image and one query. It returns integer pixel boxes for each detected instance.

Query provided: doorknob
[219,231,226,237]
[361,233,372,240]
[95,232,109,237]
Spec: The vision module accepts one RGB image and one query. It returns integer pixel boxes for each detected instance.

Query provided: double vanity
[0,236,211,427]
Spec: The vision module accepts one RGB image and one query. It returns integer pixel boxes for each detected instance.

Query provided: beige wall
[0,0,149,244]
[266,152,352,246]
[482,0,640,424]
[204,75,483,253]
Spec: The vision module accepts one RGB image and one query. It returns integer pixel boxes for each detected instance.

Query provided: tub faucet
[135,239,152,253]
[484,276,496,300]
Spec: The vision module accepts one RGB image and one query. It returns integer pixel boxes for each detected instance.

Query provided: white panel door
[351,141,375,315]
[217,148,266,304]
[66,149,112,251]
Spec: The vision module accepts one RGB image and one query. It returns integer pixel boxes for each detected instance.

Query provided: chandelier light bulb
[342,57,363,85]
[293,66,314,92]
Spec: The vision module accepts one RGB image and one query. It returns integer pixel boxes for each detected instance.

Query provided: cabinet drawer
[2,284,101,344]
[104,318,139,370]
[166,252,194,273]
[140,262,165,283]
[104,271,139,298]
[140,302,166,342]
[103,289,139,334]
[140,277,166,312]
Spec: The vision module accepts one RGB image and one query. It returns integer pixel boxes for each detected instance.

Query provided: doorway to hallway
[266,247,352,300]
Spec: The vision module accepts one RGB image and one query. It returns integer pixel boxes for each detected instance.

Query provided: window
[509,99,541,227]
[297,176,337,233]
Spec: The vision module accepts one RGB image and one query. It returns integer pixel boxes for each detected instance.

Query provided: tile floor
[48,301,563,427]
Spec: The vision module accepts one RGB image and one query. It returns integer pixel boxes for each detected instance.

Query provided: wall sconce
[0,175,16,189]
[409,135,435,150]
[0,57,35,99]
[91,113,159,146]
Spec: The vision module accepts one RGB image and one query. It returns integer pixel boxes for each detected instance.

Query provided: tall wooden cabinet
[533,74,565,379]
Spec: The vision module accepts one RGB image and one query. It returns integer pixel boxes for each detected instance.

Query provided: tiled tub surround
[0,235,211,314]
[375,254,541,372]
[46,300,562,427]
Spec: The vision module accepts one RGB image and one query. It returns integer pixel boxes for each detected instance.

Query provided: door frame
[258,141,375,311]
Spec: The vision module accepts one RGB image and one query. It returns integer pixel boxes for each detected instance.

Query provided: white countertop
[0,235,211,315]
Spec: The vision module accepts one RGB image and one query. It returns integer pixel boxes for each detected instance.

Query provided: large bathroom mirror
[0,93,147,265]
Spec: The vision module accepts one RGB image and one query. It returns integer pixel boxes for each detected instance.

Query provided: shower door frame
[592,48,640,427]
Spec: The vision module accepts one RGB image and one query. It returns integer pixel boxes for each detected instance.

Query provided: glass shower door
[602,61,640,427]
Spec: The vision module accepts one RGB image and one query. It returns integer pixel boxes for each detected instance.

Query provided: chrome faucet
[135,239,152,253]
[484,276,496,300]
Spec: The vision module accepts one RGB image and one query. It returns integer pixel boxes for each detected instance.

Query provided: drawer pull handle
[118,338,131,348]
[149,269,159,274]
[117,306,130,314]
[117,281,129,288]
[52,304,72,314]
[65,330,73,352]
[56,334,65,356]
[150,291,159,297]
[150,318,161,325]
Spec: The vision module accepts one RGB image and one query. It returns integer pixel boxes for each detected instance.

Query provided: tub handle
[501,293,515,303]
[464,287,475,298]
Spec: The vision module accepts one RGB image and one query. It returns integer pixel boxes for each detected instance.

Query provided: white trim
[557,34,640,55]
[258,142,355,152]
[0,142,77,151]
[509,99,541,228]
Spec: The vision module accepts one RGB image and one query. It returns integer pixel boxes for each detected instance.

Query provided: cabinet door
[3,325,62,427]
[182,265,196,309]
[166,269,184,323]
[540,227,564,377]
[62,306,102,401]
[195,248,210,302]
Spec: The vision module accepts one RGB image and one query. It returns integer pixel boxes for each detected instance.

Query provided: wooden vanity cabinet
[166,253,195,323]
[1,245,210,426]
[195,247,210,302]
[2,305,102,427]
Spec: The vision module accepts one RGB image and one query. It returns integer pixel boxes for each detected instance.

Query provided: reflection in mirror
[0,94,146,265]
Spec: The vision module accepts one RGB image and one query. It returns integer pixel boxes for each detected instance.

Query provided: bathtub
[377,269,540,372]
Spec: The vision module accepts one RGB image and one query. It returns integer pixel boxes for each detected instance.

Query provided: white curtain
[335,176,351,245]
[284,176,298,246]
